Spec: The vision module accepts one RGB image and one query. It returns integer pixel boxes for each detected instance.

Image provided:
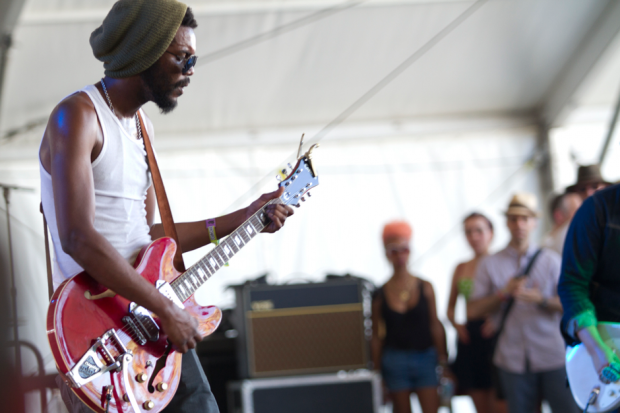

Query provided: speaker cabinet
[233,279,371,378]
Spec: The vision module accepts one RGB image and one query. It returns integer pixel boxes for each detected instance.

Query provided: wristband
[206,219,219,245]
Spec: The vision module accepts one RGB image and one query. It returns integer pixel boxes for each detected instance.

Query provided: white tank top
[40,84,153,290]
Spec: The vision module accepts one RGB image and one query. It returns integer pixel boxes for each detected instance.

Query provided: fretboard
[169,199,280,302]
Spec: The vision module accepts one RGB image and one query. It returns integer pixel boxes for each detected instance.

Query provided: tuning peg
[301,197,306,202]
[307,192,311,197]
[287,163,293,170]
[281,169,287,175]
[294,203,301,208]
[276,175,282,182]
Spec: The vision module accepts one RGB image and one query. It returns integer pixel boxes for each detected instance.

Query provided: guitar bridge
[66,329,128,388]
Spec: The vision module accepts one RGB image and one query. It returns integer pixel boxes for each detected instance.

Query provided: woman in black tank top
[371,221,449,413]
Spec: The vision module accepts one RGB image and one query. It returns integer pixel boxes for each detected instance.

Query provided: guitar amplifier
[232,279,371,378]
[227,370,381,413]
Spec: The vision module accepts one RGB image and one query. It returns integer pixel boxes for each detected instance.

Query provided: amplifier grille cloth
[250,310,365,375]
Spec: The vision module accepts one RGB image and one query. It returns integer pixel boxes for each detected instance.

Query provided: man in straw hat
[566,164,611,201]
[468,193,578,413]
[38,1,294,412]
[558,184,620,395]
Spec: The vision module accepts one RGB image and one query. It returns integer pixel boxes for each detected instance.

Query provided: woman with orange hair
[371,221,448,413]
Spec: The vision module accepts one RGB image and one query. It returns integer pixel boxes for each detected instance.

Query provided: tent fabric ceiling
[0,0,614,145]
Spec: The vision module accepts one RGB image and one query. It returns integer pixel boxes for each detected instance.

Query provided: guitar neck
[169,199,280,302]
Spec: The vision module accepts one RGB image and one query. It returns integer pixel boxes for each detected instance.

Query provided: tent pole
[0,33,12,124]
[0,0,27,133]
[536,120,554,232]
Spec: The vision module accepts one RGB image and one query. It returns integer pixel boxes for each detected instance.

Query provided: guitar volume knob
[156,382,169,392]
[135,372,148,383]
[143,400,155,410]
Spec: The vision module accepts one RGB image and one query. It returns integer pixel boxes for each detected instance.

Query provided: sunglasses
[165,51,198,74]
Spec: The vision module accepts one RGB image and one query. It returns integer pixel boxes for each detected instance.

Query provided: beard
[140,61,190,114]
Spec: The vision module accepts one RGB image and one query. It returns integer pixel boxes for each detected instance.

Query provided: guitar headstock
[279,144,319,207]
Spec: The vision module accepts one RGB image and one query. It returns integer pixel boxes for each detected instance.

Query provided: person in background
[542,192,582,255]
[447,213,505,413]
[566,164,611,201]
[467,193,579,413]
[371,221,448,413]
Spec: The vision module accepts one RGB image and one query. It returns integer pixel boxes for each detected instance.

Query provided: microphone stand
[0,182,34,380]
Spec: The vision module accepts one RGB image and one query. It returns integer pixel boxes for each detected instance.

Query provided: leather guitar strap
[137,112,186,272]
[40,202,54,300]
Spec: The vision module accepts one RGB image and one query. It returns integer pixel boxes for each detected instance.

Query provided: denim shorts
[381,347,438,391]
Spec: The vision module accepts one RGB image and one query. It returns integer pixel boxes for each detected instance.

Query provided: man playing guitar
[39,1,294,412]
[558,183,620,407]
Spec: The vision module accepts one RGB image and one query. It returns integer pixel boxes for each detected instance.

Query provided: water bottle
[438,376,454,408]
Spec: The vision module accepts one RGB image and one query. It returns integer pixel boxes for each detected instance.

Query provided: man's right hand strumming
[158,302,202,353]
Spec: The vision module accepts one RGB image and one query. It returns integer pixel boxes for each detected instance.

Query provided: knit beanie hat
[90,0,188,78]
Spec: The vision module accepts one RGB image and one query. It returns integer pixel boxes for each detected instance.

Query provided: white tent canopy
[2,1,620,412]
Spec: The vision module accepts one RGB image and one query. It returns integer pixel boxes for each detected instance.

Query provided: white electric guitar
[566,322,620,412]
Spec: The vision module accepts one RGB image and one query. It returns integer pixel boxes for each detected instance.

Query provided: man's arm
[142,118,294,253]
[44,96,200,353]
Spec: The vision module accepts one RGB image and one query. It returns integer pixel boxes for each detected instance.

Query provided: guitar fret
[250,215,264,231]
[203,258,216,274]
[184,278,195,293]
[196,267,208,282]
[227,237,239,254]
[172,284,182,300]
[233,232,244,247]
[245,223,256,237]
[212,251,224,267]
[222,242,233,258]
[200,262,212,278]
[238,227,251,243]
[208,254,219,270]
[178,284,188,300]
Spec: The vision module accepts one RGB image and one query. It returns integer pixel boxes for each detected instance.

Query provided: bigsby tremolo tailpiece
[67,329,142,412]
[66,329,129,389]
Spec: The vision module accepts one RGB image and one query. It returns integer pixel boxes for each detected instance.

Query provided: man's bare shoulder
[47,91,97,135]
[41,89,102,170]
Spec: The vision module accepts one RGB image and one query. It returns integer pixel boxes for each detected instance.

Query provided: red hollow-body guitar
[47,146,319,413]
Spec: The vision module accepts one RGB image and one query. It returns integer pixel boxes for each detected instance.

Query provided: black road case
[227,370,381,413]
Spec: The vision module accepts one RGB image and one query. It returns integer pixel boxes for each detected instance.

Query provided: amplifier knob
[135,372,148,383]
[156,382,169,392]
[143,400,155,410]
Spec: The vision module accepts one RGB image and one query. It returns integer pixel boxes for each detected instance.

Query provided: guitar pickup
[125,303,160,344]
[65,329,128,388]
